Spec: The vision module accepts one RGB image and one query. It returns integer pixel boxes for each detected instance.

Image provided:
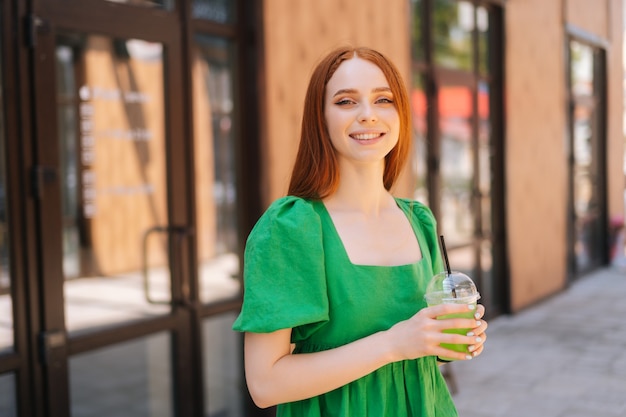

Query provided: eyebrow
[332,86,392,97]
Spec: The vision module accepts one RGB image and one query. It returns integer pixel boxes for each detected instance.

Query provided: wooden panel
[262,0,412,203]
[505,0,568,310]
[566,0,610,39]
[83,36,168,275]
[605,0,625,221]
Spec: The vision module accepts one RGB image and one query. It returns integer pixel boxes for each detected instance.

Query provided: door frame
[27,2,199,415]
[565,27,609,281]
[11,0,266,415]
[0,0,38,414]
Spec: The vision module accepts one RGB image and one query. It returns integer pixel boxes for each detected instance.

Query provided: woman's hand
[386,303,488,362]
[466,304,487,358]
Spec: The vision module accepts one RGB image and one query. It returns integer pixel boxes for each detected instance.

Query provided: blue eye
[335,99,354,105]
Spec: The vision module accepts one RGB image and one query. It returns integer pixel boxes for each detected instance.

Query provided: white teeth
[351,133,382,140]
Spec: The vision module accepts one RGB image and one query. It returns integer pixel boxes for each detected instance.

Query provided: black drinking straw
[439,235,452,275]
[439,235,456,298]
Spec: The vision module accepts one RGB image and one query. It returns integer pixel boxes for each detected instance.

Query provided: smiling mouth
[350,132,384,141]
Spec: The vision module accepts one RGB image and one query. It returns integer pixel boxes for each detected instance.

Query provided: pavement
[448,267,626,417]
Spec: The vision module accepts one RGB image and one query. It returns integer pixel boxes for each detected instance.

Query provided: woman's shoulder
[249,196,322,241]
[261,196,320,221]
[265,195,318,212]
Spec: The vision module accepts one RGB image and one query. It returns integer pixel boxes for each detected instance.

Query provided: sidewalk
[450,267,626,417]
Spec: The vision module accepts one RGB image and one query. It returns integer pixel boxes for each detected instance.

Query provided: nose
[358,104,377,123]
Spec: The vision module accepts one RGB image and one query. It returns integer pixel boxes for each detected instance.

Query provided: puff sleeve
[232,196,329,335]
[403,199,444,275]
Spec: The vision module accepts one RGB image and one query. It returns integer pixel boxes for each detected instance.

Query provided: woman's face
[324,56,400,166]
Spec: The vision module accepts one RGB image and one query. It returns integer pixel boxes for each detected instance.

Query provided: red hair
[288,46,412,199]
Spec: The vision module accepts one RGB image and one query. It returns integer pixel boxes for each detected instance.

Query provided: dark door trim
[565,36,609,281]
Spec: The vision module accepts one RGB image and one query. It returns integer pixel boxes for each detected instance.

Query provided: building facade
[0,0,622,416]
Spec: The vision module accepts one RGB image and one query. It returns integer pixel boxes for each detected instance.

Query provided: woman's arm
[244,303,487,408]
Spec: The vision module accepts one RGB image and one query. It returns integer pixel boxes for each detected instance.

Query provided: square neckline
[314,198,427,268]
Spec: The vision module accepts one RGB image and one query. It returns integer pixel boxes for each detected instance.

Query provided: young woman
[232,46,488,416]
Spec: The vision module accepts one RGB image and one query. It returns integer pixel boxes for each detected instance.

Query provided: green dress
[232,196,458,417]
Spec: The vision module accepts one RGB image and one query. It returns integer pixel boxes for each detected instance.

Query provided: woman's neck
[323,162,394,216]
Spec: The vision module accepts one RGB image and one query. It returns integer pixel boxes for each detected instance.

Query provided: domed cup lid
[424,271,480,305]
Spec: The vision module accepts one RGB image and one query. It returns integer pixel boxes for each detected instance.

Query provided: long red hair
[288,46,412,199]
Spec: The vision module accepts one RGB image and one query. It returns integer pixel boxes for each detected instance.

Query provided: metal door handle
[142,225,193,305]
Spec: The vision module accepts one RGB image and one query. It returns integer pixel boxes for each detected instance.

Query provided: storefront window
[478,80,491,238]
[69,333,173,416]
[411,73,428,204]
[433,0,474,71]
[411,0,424,62]
[477,6,490,76]
[570,40,606,273]
[0,373,17,417]
[202,313,243,416]
[192,0,235,23]
[571,40,593,97]
[438,82,474,247]
[412,0,504,313]
[192,35,240,305]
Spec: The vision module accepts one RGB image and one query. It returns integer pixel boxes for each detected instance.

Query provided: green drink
[424,271,480,362]
[436,302,478,360]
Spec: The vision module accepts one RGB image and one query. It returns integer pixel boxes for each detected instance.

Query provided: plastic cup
[424,271,480,362]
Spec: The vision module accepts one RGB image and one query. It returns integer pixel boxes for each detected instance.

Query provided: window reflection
[446,245,474,278]
[438,83,474,245]
[571,41,594,97]
[411,74,428,204]
[573,102,597,270]
[411,0,424,62]
[478,81,491,238]
[57,34,171,334]
[0,373,17,417]
[192,0,235,23]
[192,35,241,305]
[202,313,243,416]
[433,0,474,70]
[0,13,12,353]
[570,41,603,272]
[480,240,493,304]
[101,0,173,10]
[69,333,173,416]
[477,6,490,76]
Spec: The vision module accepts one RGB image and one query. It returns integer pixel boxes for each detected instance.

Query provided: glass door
[58,33,179,414]
[567,40,608,277]
[28,3,197,416]
[191,32,245,417]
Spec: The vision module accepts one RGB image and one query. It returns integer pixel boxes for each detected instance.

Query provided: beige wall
[84,36,168,276]
[604,0,625,220]
[261,0,412,205]
[506,0,624,311]
[566,0,610,39]
[505,0,568,311]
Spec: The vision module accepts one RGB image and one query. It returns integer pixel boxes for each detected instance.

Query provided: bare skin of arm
[244,303,487,408]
